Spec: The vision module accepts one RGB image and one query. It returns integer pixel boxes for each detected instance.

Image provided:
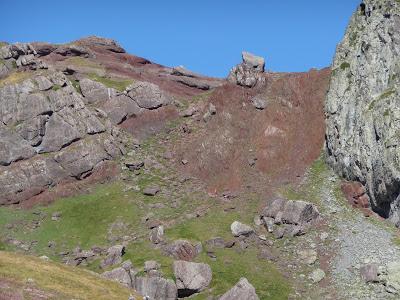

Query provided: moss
[88,73,133,92]
[71,79,82,94]
[340,62,350,70]
[52,84,62,91]
[368,89,396,111]
[378,89,395,100]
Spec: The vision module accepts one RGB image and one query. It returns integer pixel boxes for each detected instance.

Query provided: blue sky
[0,0,360,77]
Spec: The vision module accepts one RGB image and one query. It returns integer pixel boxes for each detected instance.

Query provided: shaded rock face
[219,277,259,300]
[325,0,400,221]
[228,51,265,88]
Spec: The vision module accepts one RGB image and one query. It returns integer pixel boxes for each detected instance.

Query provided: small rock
[143,186,161,196]
[51,212,61,221]
[149,225,164,244]
[298,249,318,265]
[360,263,379,283]
[309,269,325,283]
[251,96,267,110]
[209,103,216,115]
[181,159,189,165]
[263,217,274,233]
[273,226,286,239]
[231,221,254,237]
[320,232,329,241]
[125,161,144,171]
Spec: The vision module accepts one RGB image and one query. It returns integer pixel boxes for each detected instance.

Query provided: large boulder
[173,260,212,297]
[133,277,177,300]
[80,78,115,104]
[261,198,320,225]
[219,278,259,300]
[325,0,400,222]
[127,81,170,109]
[228,51,265,88]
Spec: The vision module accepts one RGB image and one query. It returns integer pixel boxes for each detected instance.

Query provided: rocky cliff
[0,37,222,205]
[325,0,400,222]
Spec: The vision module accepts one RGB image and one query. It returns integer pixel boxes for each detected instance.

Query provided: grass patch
[65,57,103,70]
[52,84,62,91]
[0,42,8,48]
[0,183,145,259]
[71,79,82,94]
[0,251,139,299]
[0,71,32,87]
[88,73,133,92]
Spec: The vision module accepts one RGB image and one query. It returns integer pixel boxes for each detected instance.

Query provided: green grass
[71,79,82,94]
[88,73,133,92]
[0,42,7,48]
[0,251,140,300]
[165,198,291,300]
[52,84,62,91]
[0,183,145,259]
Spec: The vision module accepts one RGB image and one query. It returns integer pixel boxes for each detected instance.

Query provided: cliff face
[325,0,400,221]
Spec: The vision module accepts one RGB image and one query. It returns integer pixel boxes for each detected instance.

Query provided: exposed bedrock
[325,0,400,223]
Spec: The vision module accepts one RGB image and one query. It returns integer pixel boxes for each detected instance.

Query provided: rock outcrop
[228,51,265,88]
[325,0,400,222]
[219,277,259,300]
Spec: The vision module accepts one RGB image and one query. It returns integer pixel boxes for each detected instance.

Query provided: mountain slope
[0,251,140,299]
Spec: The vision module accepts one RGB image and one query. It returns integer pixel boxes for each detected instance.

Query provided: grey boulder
[219,277,259,300]
[173,260,212,297]
[231,221,254,237]
[127,81,170,109]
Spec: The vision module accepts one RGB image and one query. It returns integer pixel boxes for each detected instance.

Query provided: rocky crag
[325,0,400,223]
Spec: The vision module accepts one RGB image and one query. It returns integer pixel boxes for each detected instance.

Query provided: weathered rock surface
[228,51,265,87]
[173,260,212,297]
[261,198,320,225]
[102,260,136,287]
[133,276,177,300]
[325,0,400,222]
[219,277,259,300]
[230,221,254,237]
[164,240,201,261]
[101,244,125,268]
[127,81,170,109]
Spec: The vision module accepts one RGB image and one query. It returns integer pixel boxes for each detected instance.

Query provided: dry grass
[0,71,32,87]
[0,251,140,300]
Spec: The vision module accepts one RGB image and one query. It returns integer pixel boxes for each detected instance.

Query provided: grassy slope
[0,111,292,300]
[0,251,139,300]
